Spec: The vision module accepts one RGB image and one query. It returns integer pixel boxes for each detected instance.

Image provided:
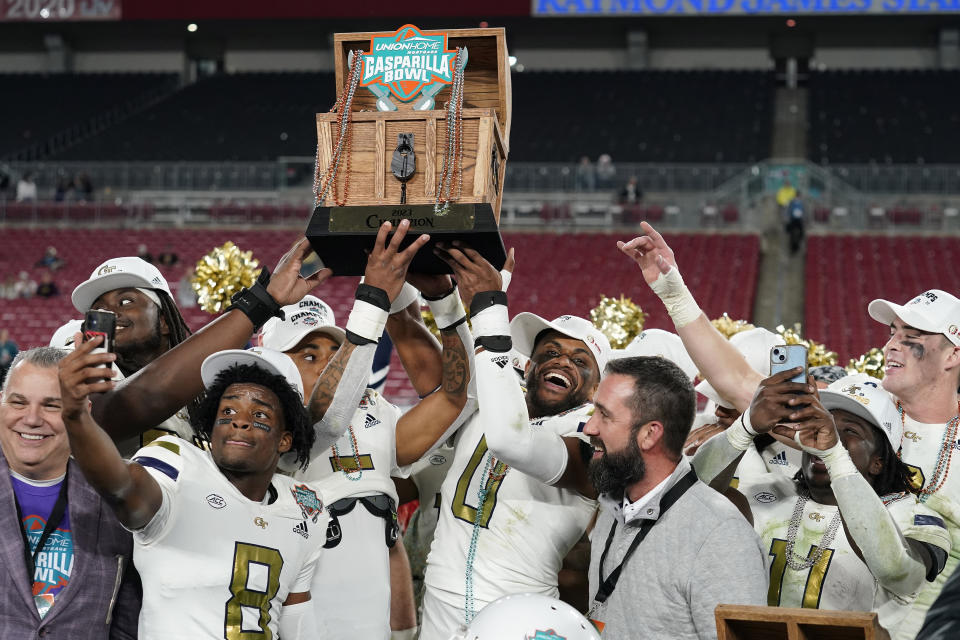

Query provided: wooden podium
[306,27,511,275]
[715,605,891,640]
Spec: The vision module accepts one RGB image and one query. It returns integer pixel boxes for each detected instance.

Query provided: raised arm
[386,297,443,397]
[306,220,432,452]
[59,334,162,529]
[436,243,595,497]
[619,222,762,413]
[691,368,809,492]
[92,238,331,440]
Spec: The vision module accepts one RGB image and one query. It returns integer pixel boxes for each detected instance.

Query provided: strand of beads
[784,493,842,571]
[314,49,363,207]
[435,48,467,215]
[898,400,960,502]
[464,449,508,624]
[331,424,364,482]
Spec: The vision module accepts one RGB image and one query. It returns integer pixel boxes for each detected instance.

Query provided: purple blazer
[0,452,140,639]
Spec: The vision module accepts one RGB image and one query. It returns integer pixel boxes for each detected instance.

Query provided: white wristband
[390,282,420,314]
[427,289,466,330]
[471,304,510,339]
[500,268,512,292]
[726,415,755,451]
[649,267,702,329]
[345,299,388,343]
[815,440,859,480]
[741,410,759,436]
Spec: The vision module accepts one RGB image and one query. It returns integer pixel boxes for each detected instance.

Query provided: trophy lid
[332,26,512,152]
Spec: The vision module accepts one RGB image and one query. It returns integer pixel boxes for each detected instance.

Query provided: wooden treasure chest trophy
[306,25,511,275]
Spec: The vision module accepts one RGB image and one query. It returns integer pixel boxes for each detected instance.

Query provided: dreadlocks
[156,291,204,425]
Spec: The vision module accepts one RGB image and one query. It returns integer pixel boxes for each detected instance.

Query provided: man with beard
[416,244,607,640]
[582,357,767,639]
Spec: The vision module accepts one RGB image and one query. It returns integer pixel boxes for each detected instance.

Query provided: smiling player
[57,339,327,639]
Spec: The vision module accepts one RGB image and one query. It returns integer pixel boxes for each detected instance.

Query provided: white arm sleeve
[312,343,377,451]
[476,347,569,485]
[278,600,316,640]
[825,446,928,597]
[689,426,749,485]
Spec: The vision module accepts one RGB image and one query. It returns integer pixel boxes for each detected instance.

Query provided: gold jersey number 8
[225,542,284,640]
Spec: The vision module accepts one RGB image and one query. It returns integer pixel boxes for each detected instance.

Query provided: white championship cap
[696,327,782,409]
[819,374,903,450]
[614,328,698,381]
[868,289,960,348]
[260,295,346,352]
[200,347,305,401]
[510,313,611,373]
[72,257,172,313]
[49,319,84,349]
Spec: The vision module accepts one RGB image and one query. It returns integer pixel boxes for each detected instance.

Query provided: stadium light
[187,23,198,33]
[509,56,518,67]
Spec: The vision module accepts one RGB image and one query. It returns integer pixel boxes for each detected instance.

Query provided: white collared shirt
[601,457,692,525]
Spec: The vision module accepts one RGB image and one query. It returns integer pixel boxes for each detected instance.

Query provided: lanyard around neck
[13,471,69,581]
[594,469,697,605]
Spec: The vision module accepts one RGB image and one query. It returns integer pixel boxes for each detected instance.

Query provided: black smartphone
[82,309,116,365]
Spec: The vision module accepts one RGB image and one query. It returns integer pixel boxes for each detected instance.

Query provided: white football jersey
[291,387,406,503]
[130,436,327,640]
[732,440,802,488]
[893,410,960,639]
[112,367,198,457]
[405,445,455,586]
[742,472,950,631]
[424,403,598,610]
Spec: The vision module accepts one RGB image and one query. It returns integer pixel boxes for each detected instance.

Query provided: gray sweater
[588,459,768,640]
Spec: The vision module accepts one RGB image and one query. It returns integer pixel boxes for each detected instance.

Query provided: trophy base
[306,203,507,276]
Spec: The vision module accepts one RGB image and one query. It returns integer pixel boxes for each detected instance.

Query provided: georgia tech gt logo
[254,517,268,529]
[97,265,119,275]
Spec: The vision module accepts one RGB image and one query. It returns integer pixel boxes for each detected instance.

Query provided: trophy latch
[391,133,416,204]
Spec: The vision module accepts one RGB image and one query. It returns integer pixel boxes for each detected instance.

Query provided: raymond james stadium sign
[361,24,458,102]
[533,0,960,14]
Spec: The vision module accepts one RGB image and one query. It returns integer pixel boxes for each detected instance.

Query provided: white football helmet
[448,593,601,640]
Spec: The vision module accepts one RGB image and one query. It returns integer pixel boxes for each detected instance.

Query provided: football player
[692,372,950,633]
[58,341,326,639]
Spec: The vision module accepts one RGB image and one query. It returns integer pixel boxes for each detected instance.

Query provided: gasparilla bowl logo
[361,24,457,102]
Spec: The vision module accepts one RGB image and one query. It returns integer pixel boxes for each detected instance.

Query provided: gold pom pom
[420,307,441,341]
[711,313,755,340]
[775,324,839,368]
[846,347,885,380]
[192,242,261,314]
[590,295,646,350]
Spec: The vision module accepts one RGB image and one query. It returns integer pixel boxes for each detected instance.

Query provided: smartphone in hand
[82,309,116,368]
[770,344,807,383]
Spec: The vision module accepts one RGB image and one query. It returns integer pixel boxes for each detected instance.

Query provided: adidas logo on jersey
[769,451,789,466]
[292,521,309,539]
[492,355,509,369]
[365,413,381,429]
